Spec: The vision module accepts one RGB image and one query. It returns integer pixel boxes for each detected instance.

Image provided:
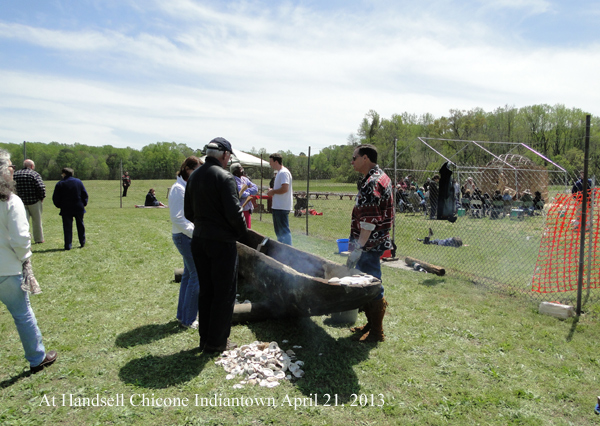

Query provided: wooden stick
[241,196,253,209]
[404,257,445,276]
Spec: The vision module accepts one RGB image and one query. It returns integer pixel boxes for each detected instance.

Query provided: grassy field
[258,180,592,301]
[1,180,600,425]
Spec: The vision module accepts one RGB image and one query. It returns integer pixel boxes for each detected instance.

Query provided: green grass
[1,180,599,425]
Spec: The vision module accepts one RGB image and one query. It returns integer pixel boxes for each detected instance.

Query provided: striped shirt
[13,168,46,205]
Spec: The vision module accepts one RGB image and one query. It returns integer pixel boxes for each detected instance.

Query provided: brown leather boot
[359,297,388,342]
[350,303,371,335]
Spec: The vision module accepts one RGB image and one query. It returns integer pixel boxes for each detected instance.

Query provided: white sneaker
[180,319,198,329]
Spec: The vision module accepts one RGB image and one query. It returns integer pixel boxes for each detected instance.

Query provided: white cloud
[0,22,116,50]
[478,0,553,15]
[0,1,599,153]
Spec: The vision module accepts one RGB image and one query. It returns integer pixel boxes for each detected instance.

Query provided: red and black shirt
[350,165,394,252]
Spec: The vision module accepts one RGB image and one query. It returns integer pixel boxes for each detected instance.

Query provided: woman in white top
[169,156,202,329]
[0,149,57,373]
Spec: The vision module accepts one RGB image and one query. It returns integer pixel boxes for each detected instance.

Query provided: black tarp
[437,162,457,223]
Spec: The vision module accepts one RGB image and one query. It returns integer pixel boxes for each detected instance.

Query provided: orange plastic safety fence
[531,189,600,293]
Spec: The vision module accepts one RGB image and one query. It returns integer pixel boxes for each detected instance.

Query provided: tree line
[1,104,597,182]
[302,104,599,183]
[0,141,201,181]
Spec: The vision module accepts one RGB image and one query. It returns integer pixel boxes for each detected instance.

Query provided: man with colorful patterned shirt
[13,159,46,243]
[347,144,392,342]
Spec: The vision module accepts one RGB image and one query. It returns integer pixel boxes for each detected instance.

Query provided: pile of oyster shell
[215,341,304,389]
[235,293,251,304]
[328,274,377,286]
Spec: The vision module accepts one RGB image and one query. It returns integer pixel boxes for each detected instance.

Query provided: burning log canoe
[232,229,382,322]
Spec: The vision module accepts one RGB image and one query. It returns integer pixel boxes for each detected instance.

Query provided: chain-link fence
[252,139,598,306]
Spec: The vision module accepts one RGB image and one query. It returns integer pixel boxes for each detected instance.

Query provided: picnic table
[254,195,272,213]
[293,192,355,201]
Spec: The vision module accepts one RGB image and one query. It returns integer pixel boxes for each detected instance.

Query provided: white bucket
[329,309,358,324]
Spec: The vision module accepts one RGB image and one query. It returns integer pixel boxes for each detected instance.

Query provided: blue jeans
[431,238,461,247]
[272,209,292,245]
[0,275,46,366]
[355,249,385,300]
[172,233,199,326]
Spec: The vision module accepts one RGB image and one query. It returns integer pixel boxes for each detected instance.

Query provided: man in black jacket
[52,167,88,250]
[184,137,247,353]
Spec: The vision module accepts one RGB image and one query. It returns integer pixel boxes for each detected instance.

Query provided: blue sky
[1,0,599,154]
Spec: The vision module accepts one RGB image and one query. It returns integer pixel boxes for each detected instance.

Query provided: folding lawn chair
[469,199,483,218]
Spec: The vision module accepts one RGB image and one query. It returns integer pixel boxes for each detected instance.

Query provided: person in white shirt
[0,149,57,373]
[169,156,202,329]
[267,153,293,245]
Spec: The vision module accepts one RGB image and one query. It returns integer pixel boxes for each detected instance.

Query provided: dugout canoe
[232,229,382,322]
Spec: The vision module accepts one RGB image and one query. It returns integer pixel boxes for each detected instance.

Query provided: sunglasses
[352,155,363,161]
[8,164,17,170]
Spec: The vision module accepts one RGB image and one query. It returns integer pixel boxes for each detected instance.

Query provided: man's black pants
[61,214,85,250]
[191,237,237,350]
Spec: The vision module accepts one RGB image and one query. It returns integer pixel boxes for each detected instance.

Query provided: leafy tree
[1,103,597,182]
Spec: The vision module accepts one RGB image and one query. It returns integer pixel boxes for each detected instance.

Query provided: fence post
[120,160,123,208]
[260,154,264,222]
[392,139,397,245]
[306,147,311,236]
[576,114,591,316]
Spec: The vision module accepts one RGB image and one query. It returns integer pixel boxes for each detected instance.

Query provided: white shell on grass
[215,341,304,389]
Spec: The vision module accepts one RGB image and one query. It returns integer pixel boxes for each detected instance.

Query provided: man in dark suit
[52,167,89,250]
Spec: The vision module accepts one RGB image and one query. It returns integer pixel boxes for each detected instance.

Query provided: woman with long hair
[169,156,202,329]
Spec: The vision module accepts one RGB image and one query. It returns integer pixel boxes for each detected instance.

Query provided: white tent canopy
[201,148,270,168]
[230,149,270,168]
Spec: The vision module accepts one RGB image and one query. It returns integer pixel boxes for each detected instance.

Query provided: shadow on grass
[566,315,580,342]
[32,248,67,254]
[115,321,185,348]
[0,370,32,389]
[119,347,212,388]
[323,316,359,329]
[420,277,446,286]
[246,317,375,403]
